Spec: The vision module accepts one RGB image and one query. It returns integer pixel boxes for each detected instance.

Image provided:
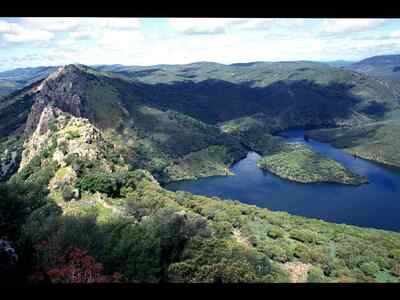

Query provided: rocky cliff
[24,65,91,135]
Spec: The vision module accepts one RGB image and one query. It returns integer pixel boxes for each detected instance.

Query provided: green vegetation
[3,168,400,283]
[163,145,238,182]
[0,181,50,242]
[2,61,400,284]
[308,120,400,169]
[257,143,368,185]
[347,54,400,80]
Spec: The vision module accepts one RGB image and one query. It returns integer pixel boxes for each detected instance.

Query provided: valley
[1,56,400,284]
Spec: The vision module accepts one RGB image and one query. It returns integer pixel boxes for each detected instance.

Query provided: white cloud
[322,19,386,34]
[0,19,55,43]
[20,17,141,33]
[21,18,82,32]
[236,18,305,30]
[3,29,54,43]
[168,18,246,35]
[168,18,306,34]
[97,29,144,50]
[391,30,400,39]
[69,31,97,40]
[104,18,141,30]
[0,20,23,33]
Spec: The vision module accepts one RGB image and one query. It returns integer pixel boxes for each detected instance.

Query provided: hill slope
[3,101,400,283]
[0,66,57,97]
[347,55,400,80]
[1,65,247,183]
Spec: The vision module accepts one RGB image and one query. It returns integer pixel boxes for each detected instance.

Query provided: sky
[0,18,400,71]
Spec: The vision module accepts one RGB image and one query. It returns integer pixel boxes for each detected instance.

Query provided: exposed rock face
[19,106,59,170]
[0,239,18,278]
[0,149,20,181]
[25,65,91,135]
[18,104,128,193]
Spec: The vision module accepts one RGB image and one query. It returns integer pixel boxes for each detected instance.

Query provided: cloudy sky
[0,18,399,71]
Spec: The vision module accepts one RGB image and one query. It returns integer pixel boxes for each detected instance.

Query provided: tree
[0,182,49,241]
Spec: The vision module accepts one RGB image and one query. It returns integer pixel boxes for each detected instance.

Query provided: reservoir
[166,130,400,232]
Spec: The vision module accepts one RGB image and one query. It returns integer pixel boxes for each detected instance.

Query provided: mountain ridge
[2,61,400,183]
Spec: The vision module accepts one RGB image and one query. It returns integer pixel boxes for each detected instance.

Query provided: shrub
[263,244,288,263]
[360,262,380,276]
[308,266,326,283]
[48,120,57,132]
[61,185,75,202]
[293,244,313,262]
[77,172,120,197]
[77,171,138,198]
[27,162,57,186]
[167,261,197,283]
[289,229,319,244]
[194,260,258,283]
[17,155,42,181]
[21,212,109,273]
[390,249,400,260]
[267,227,284,239]
[65,130,81,140]
[30,247,122,283]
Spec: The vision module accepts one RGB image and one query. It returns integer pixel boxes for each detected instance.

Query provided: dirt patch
[281,261,313,283]
[232,228,252,249]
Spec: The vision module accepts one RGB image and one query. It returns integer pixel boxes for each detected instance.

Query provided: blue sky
[0,18,399,71]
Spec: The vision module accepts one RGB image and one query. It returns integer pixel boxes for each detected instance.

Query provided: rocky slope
[1,64,247,183]
[14,104,127,194]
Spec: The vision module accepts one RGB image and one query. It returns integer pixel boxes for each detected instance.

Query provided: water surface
[166,130,400,232]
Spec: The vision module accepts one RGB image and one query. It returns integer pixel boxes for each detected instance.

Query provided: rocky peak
[25,64,93,135]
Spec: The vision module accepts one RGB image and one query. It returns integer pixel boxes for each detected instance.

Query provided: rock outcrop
[25,65,91,135]
[0,240,18,279]
[0,148,20,181]
[18,103,128,195]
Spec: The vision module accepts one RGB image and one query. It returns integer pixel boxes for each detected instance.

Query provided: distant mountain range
[345,54,400,80]
[324,60,355,68]
[1,54,399,97]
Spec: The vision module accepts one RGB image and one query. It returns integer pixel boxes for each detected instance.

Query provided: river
[166,129,400,232]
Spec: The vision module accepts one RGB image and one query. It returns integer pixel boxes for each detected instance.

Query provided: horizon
[1,18,400,72]
[1,54,400,73]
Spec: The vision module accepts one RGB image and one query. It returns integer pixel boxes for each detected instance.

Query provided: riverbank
[166,130,400,232]
[256,142,368,185]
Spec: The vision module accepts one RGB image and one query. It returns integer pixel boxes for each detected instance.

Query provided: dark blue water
[166,130,400,232]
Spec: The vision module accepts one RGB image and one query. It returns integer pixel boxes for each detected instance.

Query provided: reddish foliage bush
[30,242,122,283]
